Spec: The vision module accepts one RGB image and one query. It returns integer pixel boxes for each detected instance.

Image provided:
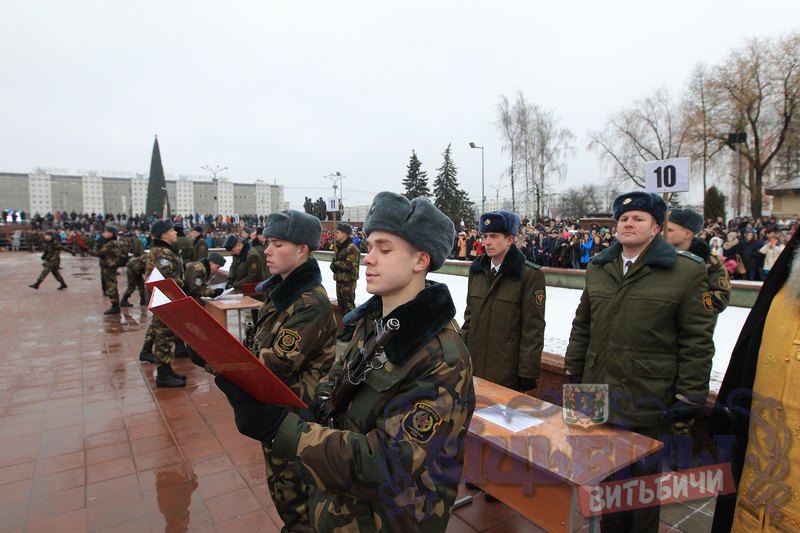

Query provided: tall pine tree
[433,144,465,224]
[145,136,169,218]
[402,150,430,200]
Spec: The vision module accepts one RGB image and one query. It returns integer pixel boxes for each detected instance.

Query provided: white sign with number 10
[645,157,690,193]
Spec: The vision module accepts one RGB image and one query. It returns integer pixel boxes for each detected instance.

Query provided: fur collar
[336,237,353,249]
[343,281,457,367]
[592,234,677,269]
[468,244,526,281]
[152,239,172,250]
[689,237,711,261]
[257,258,322,311]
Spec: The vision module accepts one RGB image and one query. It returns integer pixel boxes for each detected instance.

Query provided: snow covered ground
[318,263,751,393]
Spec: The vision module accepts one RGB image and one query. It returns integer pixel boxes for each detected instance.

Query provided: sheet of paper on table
[473,404,544,433]
[213,287,236,300]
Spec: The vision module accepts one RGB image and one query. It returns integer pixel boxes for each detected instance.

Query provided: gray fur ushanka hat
[263,209,322,251]
[364,191,454,271]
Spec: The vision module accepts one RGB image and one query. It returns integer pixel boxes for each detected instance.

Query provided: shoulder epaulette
[525,260,542,270]
[676,249,703,263]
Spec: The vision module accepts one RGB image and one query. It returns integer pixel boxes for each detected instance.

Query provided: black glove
[518,377,538,392]
[299,394,328,423]
[212,288,224,298]
[215,375,287,443]
[568,374,583,385]
[225,279,235,290]
[667,397,705,421]
[190,351,209,369]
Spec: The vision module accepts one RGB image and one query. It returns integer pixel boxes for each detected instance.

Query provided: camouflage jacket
[183,259,215,300]
[688,237,730,315]
[90,237,122,269]
[126,254,147,277]
[227,242,262,290]
[146,240,183,287]
[192,236,208,262]
[252,258,336,404]
[271,281,474,532]
[128,236,145,257]
[40,239,62,263]
[330,238,360,283]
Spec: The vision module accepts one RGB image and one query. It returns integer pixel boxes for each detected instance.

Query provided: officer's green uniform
[271,281,474,532]
[192,235,208,262]
[251,257,336,533]
[330,237,360,316]
[34,238,66,287]
[175,234,194,267]
[462,245,546,390]
[227,243,262,290]
[686,237,731,317]
[146,240,184,367]
[251,239,268,280]
[90,237,122,307]
[564,235,715,532]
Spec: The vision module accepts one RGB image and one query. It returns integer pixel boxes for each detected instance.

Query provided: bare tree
[704,32,800,218]
[588,88,691,189]
[495,95,520,212]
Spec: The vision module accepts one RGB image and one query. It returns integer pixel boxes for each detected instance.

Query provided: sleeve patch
[702,292,713,312]
[159,258,171,266]
[276,329,301,353]
[718,276,730,290]
[535,290,545,306]
[194,277,203,286]
[402,403,442,444]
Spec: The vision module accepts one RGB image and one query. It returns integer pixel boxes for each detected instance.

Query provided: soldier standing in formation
[329,222,360,342]
[29,230,67,290]
[214,192,474,532]
[564,192,715,532]
[666,208,731,319]
[173,223,194,267]
[142,219,186,388]
[190,225,208,262]
[120,230,147,307]
[223,235,262,290]
[250,226,268,279]
[89,225,122,315]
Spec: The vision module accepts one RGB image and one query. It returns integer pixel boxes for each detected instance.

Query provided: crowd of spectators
[449,213,799,282]
[3,208,797,282]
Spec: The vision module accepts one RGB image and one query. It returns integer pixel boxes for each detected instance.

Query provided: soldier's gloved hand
[518,377,538,392]
[667,395,706,421]
[190,351,209,369]
[224,279,235,290]
[215,375,287,443]
[212,288,224,298]
[299,395,328,423]
[568,374,583,385]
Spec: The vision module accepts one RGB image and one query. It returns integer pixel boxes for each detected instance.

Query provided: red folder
[145,267,186,301]
[147,284,305,408]
[241,282,264,296]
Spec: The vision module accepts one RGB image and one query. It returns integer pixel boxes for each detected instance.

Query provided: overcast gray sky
[2,1,798,211]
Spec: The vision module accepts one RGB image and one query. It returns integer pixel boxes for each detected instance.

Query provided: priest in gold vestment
[711,230,800,532]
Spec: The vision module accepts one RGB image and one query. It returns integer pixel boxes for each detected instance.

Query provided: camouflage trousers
[264,447,313,533]
[37,260,65,284]
[335,281,357,316]
[101,266,119,306]
[144,322,156,345]
[123,273,145,301]
[152,315,175,367]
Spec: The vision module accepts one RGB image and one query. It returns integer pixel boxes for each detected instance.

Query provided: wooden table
[464,378,663,533]
[204,296,264,340]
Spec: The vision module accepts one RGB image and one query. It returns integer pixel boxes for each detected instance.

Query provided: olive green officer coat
[462,244,546,390]
[226,242,262,290]
[175,235,194,267]
[192,235,208,262]
[564,235,715,429]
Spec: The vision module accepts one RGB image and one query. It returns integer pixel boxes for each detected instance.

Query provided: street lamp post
[469,143,485,214]
[201,165,227,218]
[488,184,507,209]
[325,172,345,221]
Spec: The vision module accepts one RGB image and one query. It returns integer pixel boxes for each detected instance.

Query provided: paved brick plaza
[0,251,712,532]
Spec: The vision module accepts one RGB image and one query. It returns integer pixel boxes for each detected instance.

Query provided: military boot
[57,282,67,290]
[140,295,147,305]
[119,296,133,307]
[139,341,154,363]
[156,364,186,388]
[173,339,191,358]
[28,281,41,289]
[339,325,355,343]
[104,306,120,315]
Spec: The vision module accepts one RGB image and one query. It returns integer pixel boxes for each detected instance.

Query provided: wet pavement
[0,251,712,532]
